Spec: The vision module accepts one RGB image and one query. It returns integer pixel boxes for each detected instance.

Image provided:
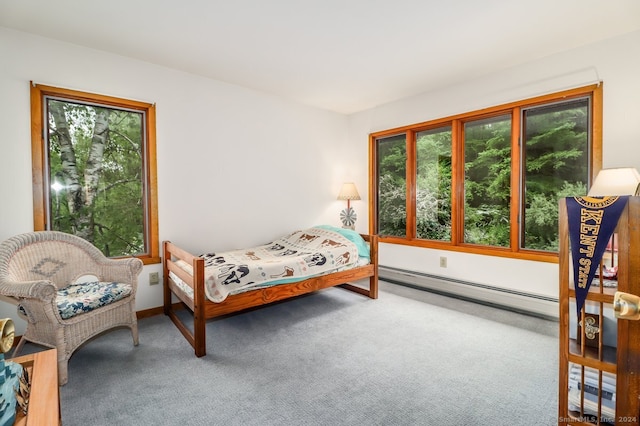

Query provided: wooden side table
[10,349,60,426]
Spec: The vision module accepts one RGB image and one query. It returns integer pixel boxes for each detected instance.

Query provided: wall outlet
[439,256,447,268]
[149,272,160,285]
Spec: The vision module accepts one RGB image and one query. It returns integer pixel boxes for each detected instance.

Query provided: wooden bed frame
[162,234,378,356]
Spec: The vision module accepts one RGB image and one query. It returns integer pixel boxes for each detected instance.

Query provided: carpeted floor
[28,281,559,425]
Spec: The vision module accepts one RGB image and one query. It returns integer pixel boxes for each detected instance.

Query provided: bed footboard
[163,241,206,356]
[341,234,378,299]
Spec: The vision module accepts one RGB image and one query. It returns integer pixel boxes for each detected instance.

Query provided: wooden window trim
[369,83,603,263]
[30,83,160,265]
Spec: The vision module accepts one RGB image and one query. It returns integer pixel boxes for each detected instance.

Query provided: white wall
[0,27,361,333]
[349,30,640,301]
[2,25,639,332]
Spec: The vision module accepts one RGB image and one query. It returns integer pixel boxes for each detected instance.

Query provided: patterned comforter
[173,226,367,303]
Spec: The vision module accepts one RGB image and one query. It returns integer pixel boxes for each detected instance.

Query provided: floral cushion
[19,281,132,320]
[57,282,132,319]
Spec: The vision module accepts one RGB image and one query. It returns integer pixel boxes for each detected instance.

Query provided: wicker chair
[0,231,142,385]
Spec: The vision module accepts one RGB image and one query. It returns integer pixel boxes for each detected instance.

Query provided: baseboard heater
[379,265,559,320]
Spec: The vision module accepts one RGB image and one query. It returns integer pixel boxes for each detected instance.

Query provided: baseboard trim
[136,303,185,320]
[136,305,164,319]
[379,265,559,320]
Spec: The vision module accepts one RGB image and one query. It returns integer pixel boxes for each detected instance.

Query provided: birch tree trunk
[48,102,110,243]
[75,108,109,242]
[48,102,83,216]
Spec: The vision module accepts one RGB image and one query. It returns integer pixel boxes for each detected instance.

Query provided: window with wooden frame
[30,83,160,265]
[370,84,602,262]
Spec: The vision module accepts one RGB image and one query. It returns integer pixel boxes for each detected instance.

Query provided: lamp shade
[587,167,640,196]
[337,182,361,201]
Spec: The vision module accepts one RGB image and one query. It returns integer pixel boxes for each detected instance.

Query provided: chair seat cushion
[18,281,133,320]
[56,281,132,319]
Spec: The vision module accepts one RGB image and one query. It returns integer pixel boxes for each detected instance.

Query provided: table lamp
[337,182,361,230]
[587,167,640,196]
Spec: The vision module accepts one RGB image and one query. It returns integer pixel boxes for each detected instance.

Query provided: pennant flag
[566,196,629,318]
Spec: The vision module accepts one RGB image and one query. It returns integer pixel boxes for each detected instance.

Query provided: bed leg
[369,274,379,299]
[369,234,379,299]
[193,256,207,357]
[193,310,206,357]
[162,241,171,316]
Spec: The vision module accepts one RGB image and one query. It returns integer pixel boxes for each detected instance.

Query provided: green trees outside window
[47,99,145,257]
[371,85,600,259]
[416,127,452,241]
[464,115,511,247]
[521,99,589,251]
[377,134,407,237]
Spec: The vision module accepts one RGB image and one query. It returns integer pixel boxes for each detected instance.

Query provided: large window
[371,84,601,261]
[31,84,159,264]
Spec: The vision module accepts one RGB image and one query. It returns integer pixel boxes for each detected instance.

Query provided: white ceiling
[2,0,640,114]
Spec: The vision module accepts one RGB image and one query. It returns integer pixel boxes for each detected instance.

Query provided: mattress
[168,225,371,303]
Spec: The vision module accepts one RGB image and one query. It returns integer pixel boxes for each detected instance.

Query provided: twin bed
[162,225,378,356]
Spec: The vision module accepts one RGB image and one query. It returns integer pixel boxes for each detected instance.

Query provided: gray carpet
[38,282,558,425]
